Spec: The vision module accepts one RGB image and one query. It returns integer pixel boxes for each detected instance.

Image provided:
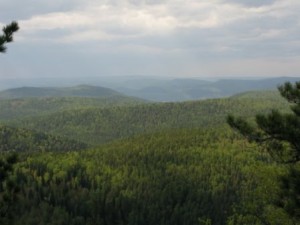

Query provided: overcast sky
[0,0,300,79]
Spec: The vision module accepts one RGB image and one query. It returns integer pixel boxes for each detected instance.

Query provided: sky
[0,0,300,80]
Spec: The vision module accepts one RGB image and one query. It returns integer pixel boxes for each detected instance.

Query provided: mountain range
[0,76,299,102]
[112,76,300,101]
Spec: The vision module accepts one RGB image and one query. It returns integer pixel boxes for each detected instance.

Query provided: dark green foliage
[228,82,300,163]
[227,115,257,140]
[0,21,19,53]
[227,81,300,223]
[279,82,300,104]
[0,153,17,185]
[0,20,19,224]
[277,166,300,220]
[0,153,19,225]
[0,125,87,152]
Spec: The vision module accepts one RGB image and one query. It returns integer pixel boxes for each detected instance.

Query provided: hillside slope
[7,91,289,145]
[230,90,283,99]
[0,95,146,121]
[9,127,288,225]
[0,125,87,152]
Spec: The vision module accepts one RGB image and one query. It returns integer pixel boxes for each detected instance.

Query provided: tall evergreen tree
[0,21,19,224]
[227,81,300,222]
[0,21,19,53]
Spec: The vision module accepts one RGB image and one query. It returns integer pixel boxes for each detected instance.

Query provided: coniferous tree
[227,81,300,221]
[0,21,19,53]
[0,21,19,224]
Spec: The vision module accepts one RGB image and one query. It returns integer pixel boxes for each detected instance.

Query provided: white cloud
[16,0,299,43]
[19,2,177,42]
[9,0,298,61]
[21,12,93,30]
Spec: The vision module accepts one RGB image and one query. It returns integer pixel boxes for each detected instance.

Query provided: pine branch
[0,21,19,53]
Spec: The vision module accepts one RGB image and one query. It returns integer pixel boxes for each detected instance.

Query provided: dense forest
[2,128,290,225]
[0,95,145,121]
[0,125,87,152]
[0,88,299,225]
[2,92,289,146]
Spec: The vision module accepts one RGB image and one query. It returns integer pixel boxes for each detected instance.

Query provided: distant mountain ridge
[0,85,123,99]
[0,77,299,102]
[113,76,300,101]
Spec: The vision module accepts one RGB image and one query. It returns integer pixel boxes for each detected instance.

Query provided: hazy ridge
[1,76,299,102]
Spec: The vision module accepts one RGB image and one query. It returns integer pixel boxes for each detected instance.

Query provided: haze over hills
[0,76,299,102]
[113,76,300,101]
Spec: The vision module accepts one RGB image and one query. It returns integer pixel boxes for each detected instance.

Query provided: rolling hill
[0,85,126,99]
[6,90,289,146]
[0,95,146,121]
[0,87,296,224]
[1,76,299,102]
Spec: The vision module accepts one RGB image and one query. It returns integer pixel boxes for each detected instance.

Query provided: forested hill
[0,125,87,152]
[6,127,289,224]
[0,95,146,121]
[0,85,125,99]
[7,91,289,146]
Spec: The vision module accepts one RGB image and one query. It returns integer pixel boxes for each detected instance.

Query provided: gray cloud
[0,0,300,79]
[0,0,84,21]
[223,0,277,7]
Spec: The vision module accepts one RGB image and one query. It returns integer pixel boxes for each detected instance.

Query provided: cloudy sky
[0,0,300,80]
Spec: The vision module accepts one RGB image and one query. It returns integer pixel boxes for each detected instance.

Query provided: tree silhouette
[0,21,19,53]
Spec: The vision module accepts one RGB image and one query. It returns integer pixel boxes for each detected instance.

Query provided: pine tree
[0,21,19,53]
[227,82,300,164]
[0,21,19,224]
[227,81,300,221]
